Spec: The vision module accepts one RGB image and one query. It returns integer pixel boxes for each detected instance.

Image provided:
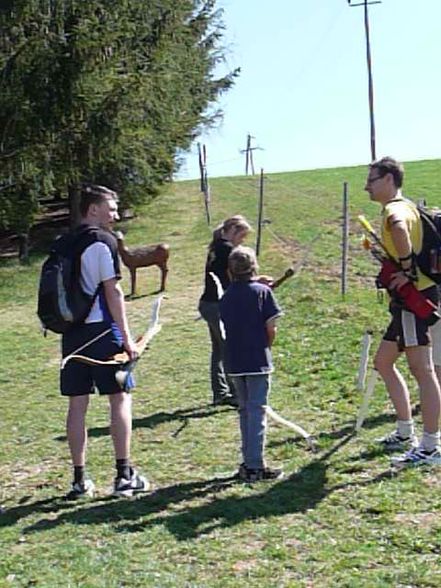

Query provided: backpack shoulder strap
[70,226,104,301]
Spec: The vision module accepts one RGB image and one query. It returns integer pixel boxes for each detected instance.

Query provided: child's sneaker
[113,468,150,497]
[376,429,418,451]
[243,466,284,483]
[65,479,95,501]
[391,446,441,469]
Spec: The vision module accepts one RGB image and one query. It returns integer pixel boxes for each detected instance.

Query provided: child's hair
[228,245,259,281]
[209,215,252,248]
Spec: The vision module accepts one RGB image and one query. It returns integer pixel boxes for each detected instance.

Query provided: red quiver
[377,259,440,325]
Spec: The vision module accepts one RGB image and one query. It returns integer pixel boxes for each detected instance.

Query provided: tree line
[0,0,238,236]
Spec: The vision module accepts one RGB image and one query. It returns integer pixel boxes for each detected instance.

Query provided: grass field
[1,160,440,587]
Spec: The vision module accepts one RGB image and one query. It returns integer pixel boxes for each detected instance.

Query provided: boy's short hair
[228,245,259,281]
[79,184,118,217]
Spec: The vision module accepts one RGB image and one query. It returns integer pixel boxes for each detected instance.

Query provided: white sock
[396,419,415,439]
[421,431,440,452]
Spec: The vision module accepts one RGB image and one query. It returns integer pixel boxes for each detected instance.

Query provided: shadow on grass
[23,475,238,534]
[142,433,396,541]
[124,293,150,301]
[23,432,395,540]
[55,404,229,442]
[124,289,164,301]
[0,496,81,529]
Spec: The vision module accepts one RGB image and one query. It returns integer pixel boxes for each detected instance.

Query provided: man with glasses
[365,156,441,468]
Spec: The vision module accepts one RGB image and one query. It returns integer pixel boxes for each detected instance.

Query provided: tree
[0,0,238,231]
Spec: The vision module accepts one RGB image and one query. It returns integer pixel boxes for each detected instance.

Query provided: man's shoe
[391,446,441,469]
[65,479,95,501]
[376,430,418,451]
[243,466,284,483]
[114,468,150,497]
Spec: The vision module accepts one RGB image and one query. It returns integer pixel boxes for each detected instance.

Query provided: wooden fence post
[256,169,264,257]
[198,143,210,225]
[341,181,349,297]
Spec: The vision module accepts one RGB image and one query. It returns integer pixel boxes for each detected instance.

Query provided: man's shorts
[430,318,441,367]
[60,322,135,396]
[383,286,439,350]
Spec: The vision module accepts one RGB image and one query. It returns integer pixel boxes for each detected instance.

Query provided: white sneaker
[113,468,150,497]
[391,446,441,469]
[65,479,95,500]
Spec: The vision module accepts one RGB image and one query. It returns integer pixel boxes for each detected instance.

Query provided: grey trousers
[198,300,236,402]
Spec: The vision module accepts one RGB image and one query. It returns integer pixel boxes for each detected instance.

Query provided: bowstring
[60,328,112,369]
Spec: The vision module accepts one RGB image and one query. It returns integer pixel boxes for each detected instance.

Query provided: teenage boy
[60,184,149,498]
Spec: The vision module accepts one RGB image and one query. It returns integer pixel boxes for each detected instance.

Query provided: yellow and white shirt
[381,195,434,291]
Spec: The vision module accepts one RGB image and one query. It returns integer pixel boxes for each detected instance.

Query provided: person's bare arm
[266,318,277,348]
[103,278,137,359]
[388,214,413,259]
[388,213,414,290]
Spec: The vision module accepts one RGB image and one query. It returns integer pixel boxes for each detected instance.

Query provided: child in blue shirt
[219,245,284,482]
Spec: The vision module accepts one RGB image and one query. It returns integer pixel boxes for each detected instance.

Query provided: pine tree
[0,1,238,231]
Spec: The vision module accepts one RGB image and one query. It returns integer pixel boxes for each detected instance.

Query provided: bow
[61,294,163,375]
[266,406,317,451]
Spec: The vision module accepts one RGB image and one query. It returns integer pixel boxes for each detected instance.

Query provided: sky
[177,0,441,180]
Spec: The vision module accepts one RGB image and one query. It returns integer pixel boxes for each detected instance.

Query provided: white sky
[177,0,441,179]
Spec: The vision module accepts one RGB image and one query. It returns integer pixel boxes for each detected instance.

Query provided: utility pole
[348,0,381,162]
[240,134,263,175]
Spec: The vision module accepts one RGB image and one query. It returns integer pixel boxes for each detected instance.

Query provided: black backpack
[37,226,102,334]
[415,202,441,284]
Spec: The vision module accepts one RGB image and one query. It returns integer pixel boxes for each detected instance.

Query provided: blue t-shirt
[219,281,282,375]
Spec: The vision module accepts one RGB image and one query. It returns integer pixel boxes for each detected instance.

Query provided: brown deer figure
[114,231,169,296]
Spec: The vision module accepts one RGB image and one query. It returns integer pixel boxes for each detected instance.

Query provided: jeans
[232,374,270,470]
[198,300,236,402]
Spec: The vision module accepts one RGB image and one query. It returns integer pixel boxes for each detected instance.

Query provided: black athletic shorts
[60,322,135,396]
[383,286,439,350]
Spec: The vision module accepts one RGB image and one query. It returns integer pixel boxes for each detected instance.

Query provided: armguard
[377,259,440,324]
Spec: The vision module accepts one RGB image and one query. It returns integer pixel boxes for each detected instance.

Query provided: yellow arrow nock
[357,215,376,235]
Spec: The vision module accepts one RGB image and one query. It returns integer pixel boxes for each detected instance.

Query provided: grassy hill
[1,159,440,587]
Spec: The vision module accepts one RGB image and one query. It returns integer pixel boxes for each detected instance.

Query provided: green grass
[1,160,441,587]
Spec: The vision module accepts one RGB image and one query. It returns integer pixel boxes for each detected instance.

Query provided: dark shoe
[65,479,95,500]
[376,430,418,451]
[213,394,239,407]
[243,466,284,483]
[234,463,247,480]
[114,468,150,497]
[213,395,238,407]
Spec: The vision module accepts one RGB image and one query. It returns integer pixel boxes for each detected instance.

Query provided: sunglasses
[366,175,383,185]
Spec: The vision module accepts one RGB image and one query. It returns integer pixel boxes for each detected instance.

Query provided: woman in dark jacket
[199,215,251,405]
